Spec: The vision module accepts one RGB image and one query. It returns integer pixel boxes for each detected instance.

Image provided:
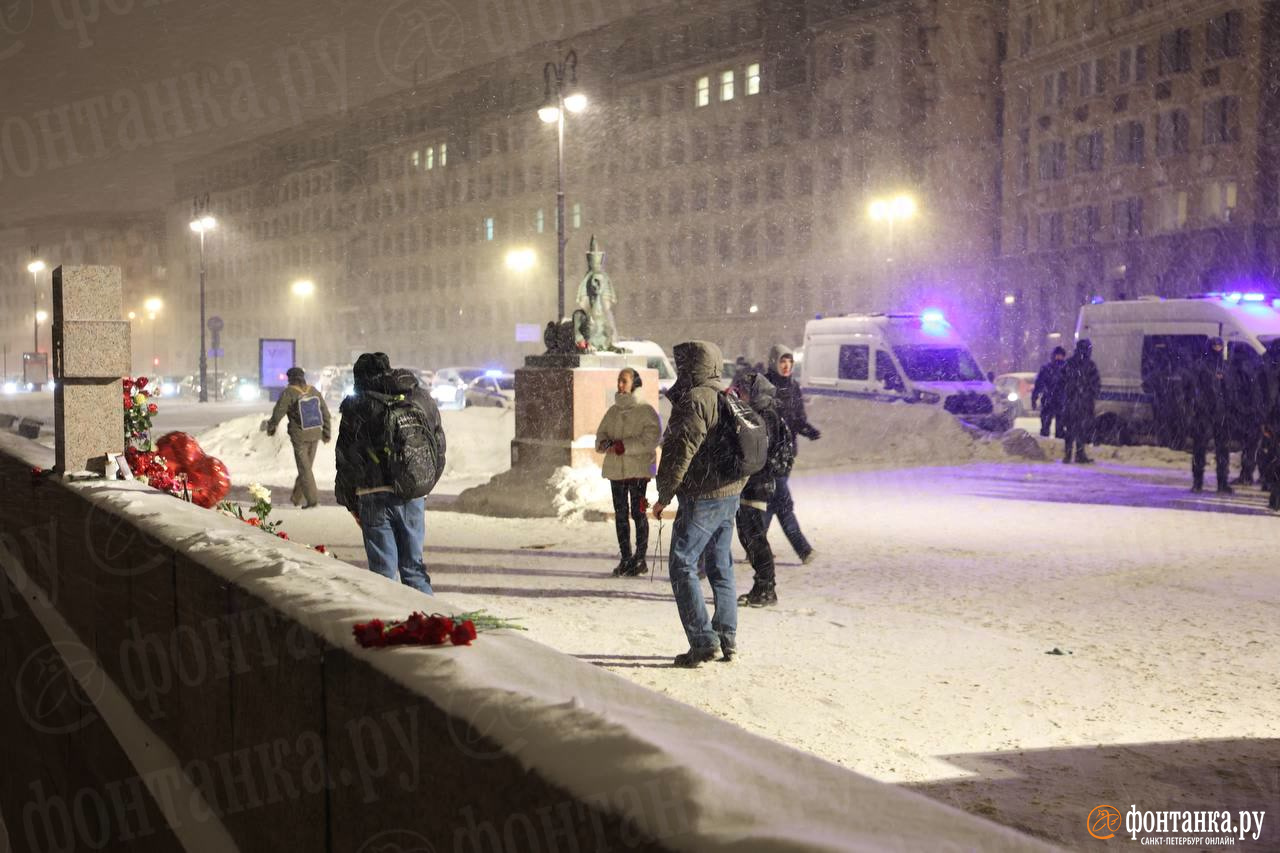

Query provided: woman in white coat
[595,367,662,576]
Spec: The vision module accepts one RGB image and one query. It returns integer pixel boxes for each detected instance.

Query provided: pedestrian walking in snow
[335,352,447,593]
[1060,339,1100,464]
[1031,346,1068,438]
[652,341,749,667]
[1227,343,1265,485]
[763,344,819,563]
[731,370,794,608]
[595,367,662,577]
[266,367,331,508]
[1183,337,1233,493]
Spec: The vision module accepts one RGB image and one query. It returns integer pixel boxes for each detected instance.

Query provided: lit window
[535,208,545,233]
[696,76,710,107]
[720,70,735,102]
[484,217,495,241]
[425,147,434,170]
[440,143,448,167]
[746,63,761,95]
[572,203,583,229]
[410,150,420,169]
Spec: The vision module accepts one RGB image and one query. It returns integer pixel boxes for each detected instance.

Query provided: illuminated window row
[695,62,760,107]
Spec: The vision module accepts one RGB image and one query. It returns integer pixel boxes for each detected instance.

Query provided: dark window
[692,180,708,211]
[1206,11,1243,61]
[1158,28,1192,74]
[830,42,846,76]
[766,164,785,201]
[857,33,876,69]
[691,128,708,161]
[739,173,758,206]
[1156,109,1190,156]
[1135,45,1148,81]
[715,176,732,211]
[1115,120,1145,164]
[1142,335,1206,383]
[795,162,814,195]
[668,186,684,215]
[667,131,685,165]
[742,120,761,152]
[838,345,869,380]
[1038,140,1067,180]
[1075,131,1104,171]
[819,102,842,136]
[875,351,904,391]
[1203,96,1240,144]
[1112,197,1144,238]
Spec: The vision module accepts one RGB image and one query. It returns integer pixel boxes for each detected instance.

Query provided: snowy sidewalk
[271,459,1280,850]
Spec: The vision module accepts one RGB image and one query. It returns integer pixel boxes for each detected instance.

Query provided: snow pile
[195,407,514,488]
[456,463,618,519]
[797,396,1042,470]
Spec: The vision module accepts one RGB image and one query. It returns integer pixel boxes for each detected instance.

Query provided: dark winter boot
[610,556,633,576]
[620,556,648,577]
[737,582,777,607]
[673,646,717,668]
[719,633,737,662]
[1191,476,1204,493]
[1075,451,1093,464]
[1217,481,1234,494]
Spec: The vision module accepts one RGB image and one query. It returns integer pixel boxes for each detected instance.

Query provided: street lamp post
[539,50,587,321]
[189,207,216,402]
[867,193,918,305]
[27,260,45,353]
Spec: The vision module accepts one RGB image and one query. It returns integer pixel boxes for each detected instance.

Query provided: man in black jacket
[335,352,446,592]
[763,344,818,563]
[1060,339,1100,464]
[1183,337,1232,493]
[1031,346,1067,438]
[732,371,793,609]
[1227,343,1265,485]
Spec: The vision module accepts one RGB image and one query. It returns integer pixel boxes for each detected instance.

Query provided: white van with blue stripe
[800,311,1012,431]
[1076,292,1280,443]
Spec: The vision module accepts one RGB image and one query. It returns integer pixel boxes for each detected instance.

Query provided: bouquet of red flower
[352,610,524,649]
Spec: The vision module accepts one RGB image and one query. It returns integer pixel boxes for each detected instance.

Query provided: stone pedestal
[456,353,658,518]
[52,265,130,476]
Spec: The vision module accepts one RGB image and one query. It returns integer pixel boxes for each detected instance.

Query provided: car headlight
[162,383,176,396]
[1006,391,1019,402]
[917,391,941,404]
[237,384,260,401]
[430,385,454,402]
[2,381,15,394]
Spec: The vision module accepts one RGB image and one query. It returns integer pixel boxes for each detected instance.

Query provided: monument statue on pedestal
[543,234,619,355]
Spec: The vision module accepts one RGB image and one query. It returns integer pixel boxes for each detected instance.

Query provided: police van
[1076,292,1280,443]
[799,311,1012,431]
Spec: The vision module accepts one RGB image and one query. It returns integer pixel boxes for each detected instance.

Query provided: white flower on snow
[248,484,271,504]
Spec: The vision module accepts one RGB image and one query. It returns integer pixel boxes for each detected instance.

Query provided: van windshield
[892,346,984,382]
[646,357,673,380]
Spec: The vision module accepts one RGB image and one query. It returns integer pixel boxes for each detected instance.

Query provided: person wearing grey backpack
[267,366,331,508]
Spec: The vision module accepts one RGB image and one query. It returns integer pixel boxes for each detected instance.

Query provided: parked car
[2,376,26,394]
[154,376,185,398]
[431,367,490,410]
[466,372,516,408]
[995,372,1038,417]
[221,375,264,402]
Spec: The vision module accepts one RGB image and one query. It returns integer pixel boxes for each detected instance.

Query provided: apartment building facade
[167,0,1005,375]
[998,0,1280,368]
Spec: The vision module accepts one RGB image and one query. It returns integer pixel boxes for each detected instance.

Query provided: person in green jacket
[267,366,332,508]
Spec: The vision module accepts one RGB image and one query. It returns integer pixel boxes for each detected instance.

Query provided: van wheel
[1092,414,1131,447]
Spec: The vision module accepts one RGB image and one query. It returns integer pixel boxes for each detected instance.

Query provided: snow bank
[195,407,514,488]
[455,462,621,519]
[797,396,1043,470]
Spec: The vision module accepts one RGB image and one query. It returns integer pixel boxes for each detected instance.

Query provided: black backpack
[764,409,795,478]
[711,391,769,482]
[373,393,443,499]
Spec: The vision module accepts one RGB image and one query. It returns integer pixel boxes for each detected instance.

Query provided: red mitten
[613,440,625,455]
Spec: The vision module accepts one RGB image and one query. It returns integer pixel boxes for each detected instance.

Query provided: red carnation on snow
[450,620,477,646]
[352,620,386,648]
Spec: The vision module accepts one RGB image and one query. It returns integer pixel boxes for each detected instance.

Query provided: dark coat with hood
[764,343,819,447]
[1031,359,1067,414]
[655,340,748,505]
[1060,340,1101,424]
[335,360,446,512]
[734,372,793,506]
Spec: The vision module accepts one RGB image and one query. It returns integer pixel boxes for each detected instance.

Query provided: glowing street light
[539,49,585,320]
[144,297,164,313]
[27,260,45,274]
[189,201,217,402]
[868,193,918,223]
[28,258,46,356]
[505,248,536,272]
[291,279,315,297]
[35,310,48,323]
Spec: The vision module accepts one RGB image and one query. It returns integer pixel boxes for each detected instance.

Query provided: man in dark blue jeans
[335,352,444,594]
[652,341,748,668]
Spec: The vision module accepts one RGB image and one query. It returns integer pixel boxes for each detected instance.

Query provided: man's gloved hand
[807,428,821,441]
[613,440,626,455]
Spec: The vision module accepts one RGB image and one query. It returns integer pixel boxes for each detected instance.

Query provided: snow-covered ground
[8,391,1277,848]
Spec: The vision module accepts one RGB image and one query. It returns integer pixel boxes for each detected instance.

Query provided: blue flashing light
[1090,296,1105,305]
[1225,292,1243,304]
[484,368,504,378]
[1242,293,1266,302]
[920,309,947,326]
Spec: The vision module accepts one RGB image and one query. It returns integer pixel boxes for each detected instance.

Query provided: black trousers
[1236,421,1261,480]
[736,504,776,585]
[1039,406,1064,438]
[1061,415,1093,461]
[1191,428,1230,488]
[610,479,649,559]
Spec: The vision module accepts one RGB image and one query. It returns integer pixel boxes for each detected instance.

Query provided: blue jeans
[357,492,432,594]
[668,493,739,650]
[763,476,812,560]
